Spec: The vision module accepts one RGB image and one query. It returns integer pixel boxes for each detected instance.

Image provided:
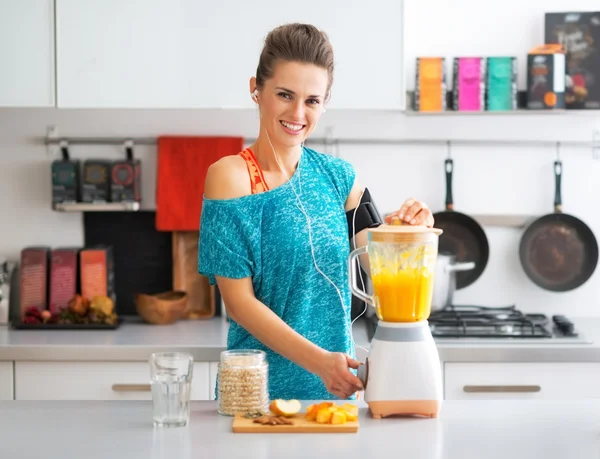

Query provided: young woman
[198,23,433,401]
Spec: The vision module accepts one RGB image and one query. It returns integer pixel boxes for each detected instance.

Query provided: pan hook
[555,141,561,161]
[446,140,452,159]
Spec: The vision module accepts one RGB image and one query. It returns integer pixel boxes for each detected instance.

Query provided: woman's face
[252,61,328,149]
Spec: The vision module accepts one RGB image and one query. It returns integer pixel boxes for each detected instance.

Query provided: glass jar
[217,349,269,416]
[350,225,442,322]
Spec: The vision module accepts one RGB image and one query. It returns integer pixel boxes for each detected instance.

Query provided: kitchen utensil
[150,352,194,427]
[431,252,476,310]
[172,231,215,319]
[350,226,441,322]
[51,143,80,208]
[433,157,489,289]
[519,159,598,291]
[81,160,111,203]
[350,225,444,419]
[135,291,187,325]
[232,413,359,433]
[110,141,141,203]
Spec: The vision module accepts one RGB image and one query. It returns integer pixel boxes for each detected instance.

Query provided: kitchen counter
[1,399,599,459]
[2,316,600,362]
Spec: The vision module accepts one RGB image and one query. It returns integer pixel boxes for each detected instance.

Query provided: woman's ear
[249,77,258,103]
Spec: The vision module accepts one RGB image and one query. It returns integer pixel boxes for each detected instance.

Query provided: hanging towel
[156,136,244,231]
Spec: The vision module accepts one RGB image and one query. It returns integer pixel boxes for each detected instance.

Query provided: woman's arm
[345,182,371,274]
[217,276,324,374]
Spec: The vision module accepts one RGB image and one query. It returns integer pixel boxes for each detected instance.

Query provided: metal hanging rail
[42,136,598,148]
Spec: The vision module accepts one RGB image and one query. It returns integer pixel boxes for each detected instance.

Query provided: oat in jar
[217,349,269,416]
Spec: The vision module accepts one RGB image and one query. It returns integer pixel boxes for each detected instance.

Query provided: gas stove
[365,305,589,344]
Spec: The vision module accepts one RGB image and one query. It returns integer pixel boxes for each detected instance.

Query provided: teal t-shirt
[197,146,357,400]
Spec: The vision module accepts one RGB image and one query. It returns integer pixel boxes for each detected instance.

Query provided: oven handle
[463,385,541,393]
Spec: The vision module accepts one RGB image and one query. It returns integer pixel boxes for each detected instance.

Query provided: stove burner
[364,305,579,341]
[428,305,553,338]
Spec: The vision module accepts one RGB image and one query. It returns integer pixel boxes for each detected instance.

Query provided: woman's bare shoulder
[204,155,251,200]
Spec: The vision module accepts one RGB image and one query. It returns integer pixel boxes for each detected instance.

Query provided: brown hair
[255,23,335,100]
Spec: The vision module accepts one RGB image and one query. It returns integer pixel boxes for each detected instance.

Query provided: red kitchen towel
[156,136,244,231]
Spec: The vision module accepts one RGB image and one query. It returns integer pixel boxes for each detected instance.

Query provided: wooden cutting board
[232,414,359,433]
[172,231,215,319]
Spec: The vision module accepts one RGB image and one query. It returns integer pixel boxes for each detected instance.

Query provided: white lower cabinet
[209,362,218,401]
[15,361,210,401]
[0,362,14,400]
[445,362,600,400]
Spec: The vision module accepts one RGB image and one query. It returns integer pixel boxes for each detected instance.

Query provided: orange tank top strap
[238,148,270,194]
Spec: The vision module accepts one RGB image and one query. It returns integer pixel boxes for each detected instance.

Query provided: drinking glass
[150,352,194,427]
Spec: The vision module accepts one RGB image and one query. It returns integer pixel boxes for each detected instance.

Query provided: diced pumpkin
[341,404,359,421]
[316,408,333,424]
[331,411,347,425]
[305,404,318,421]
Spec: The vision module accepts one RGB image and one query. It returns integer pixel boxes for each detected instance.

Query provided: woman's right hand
[316,352,364,399]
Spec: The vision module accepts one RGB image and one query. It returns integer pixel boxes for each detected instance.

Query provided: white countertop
[1,316,600,363]
[1,399,599,459]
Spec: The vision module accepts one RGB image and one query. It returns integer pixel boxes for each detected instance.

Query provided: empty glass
[150,352,194,427]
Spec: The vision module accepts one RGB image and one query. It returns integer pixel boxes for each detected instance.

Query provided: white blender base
[360,320,443,419]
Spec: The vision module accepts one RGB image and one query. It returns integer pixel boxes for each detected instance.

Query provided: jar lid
[368,224,443,243]
[220,349,266,366]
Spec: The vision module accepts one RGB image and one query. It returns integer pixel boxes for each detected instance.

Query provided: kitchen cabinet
[444,362,600,400]
[56,0,404,109]
[0,0,55,107]
[209,361,218,401]
[14,361,210,401]
[0,362,14,400]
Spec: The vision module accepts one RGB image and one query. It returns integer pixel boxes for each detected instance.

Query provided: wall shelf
[404,91,599,116]
[53,202,140,212]
[470,214,533,228]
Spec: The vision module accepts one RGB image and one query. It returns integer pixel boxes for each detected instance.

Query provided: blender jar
[349,225,442,322]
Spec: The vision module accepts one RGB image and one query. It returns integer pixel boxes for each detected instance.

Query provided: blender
[350,224,443,419]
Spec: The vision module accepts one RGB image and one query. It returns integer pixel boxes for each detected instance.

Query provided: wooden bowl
[135,291,188,325]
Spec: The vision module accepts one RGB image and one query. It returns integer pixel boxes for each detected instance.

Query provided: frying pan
[433,158,490,289]
[519,160,598,292]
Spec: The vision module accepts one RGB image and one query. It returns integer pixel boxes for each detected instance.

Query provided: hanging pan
[519,158,598,292]
[432,153,489,289]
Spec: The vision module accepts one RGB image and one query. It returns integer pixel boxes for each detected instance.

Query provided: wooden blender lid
[369,224,443,242]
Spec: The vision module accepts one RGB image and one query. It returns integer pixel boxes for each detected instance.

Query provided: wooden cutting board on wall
[172,231,215,319]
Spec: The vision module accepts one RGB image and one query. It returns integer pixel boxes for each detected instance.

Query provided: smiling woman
[197,23,433,404]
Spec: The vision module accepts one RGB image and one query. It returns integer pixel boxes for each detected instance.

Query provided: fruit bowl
[135,291,188,325]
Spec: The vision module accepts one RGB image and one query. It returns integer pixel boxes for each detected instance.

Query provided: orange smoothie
[372,267,434,322]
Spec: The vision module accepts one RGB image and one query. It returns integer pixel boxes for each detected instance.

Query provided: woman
[198,23,433,401]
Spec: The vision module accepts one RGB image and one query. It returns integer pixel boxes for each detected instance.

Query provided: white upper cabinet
[0,0,55,107]
[56,0,405,109]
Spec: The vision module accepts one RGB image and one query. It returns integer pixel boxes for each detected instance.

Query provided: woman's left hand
[384,197,434,227]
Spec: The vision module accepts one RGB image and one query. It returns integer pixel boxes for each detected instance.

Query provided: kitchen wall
[1,0,599,317]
